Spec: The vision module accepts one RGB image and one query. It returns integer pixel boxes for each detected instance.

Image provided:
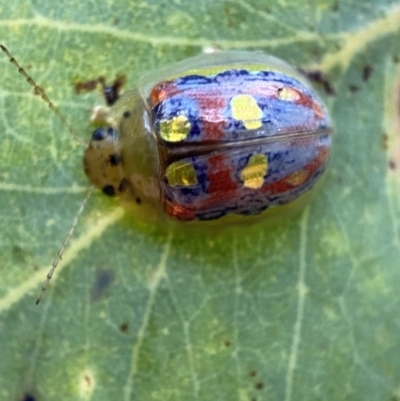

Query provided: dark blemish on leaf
[135,197,142,205]
[123,111,131,118]
[393,55,400,64]
[119,322,129,333]
[224,1,246,28]
[251,398,257,401]
[21,394,36,401]
[91,269,115,302]
[249,369,257,377]
[362,65,373,82]
[74,78,99,94]
[381,133,389,150]
[389,160,396,170]
[109,153,122,166]
[300,69,336,96]
[255,382,264,390]
[13,245,28,263]
[224,340,231,347]
[113,18,120,25]
[331,2,339,11]
[80,370,95,394]
[348,84,360,93]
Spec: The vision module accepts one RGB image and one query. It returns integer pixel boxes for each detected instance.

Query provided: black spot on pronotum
[119,322,129,333]
[118,178,130,192]
[109,153,121,166]
[92,127,106,141]
[123,111,131,118]
[102,185,116,196]
[362,65,373,82]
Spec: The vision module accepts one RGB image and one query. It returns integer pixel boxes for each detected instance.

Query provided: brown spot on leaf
[301,69,336,95]
[255,382,264,390]
[389,160,396,170]
[348,84,360,93]
[91,269,114,302]
[119,322,129,333]
[382,133,389,150]
[249,369,257,377]
[362,65,373,82]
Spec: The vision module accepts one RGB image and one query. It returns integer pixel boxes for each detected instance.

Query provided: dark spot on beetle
[331,2,339,11]
[348,84,360,93]
[119,322,129,333]
[224,340,231,347]
[135,197,142,204]
[389,160,396,170]
[381,133,389,150]
[255,382,264,390]
[249,369,257,377]
[301,69,336,96]
[107,127,117,138]
[91,269,114,302]
[21,394,36,401]
[109,153,121,166]
[123,111,131,118]
[362,65,373,82]
[92,127,106,141]
[118,178,130,192]
[102,185,116,196]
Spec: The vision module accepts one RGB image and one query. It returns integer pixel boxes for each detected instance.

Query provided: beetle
[84,50,332,222]
[1,47,333,302]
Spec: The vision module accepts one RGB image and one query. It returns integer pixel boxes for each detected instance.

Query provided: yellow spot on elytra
[240,153,268,189]
[160,115,191,142]
[278,87,300,101]
[166,161,198,187]
[231,94,263,130]
[286,170,309,186]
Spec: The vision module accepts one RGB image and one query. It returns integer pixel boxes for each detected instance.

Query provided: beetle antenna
[36,186,95,304]
[0,44,84,144]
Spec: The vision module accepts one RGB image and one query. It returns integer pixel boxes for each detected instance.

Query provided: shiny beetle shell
[83,50,333,222]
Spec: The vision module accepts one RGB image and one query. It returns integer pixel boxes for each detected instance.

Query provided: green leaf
[1,1,400,400]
